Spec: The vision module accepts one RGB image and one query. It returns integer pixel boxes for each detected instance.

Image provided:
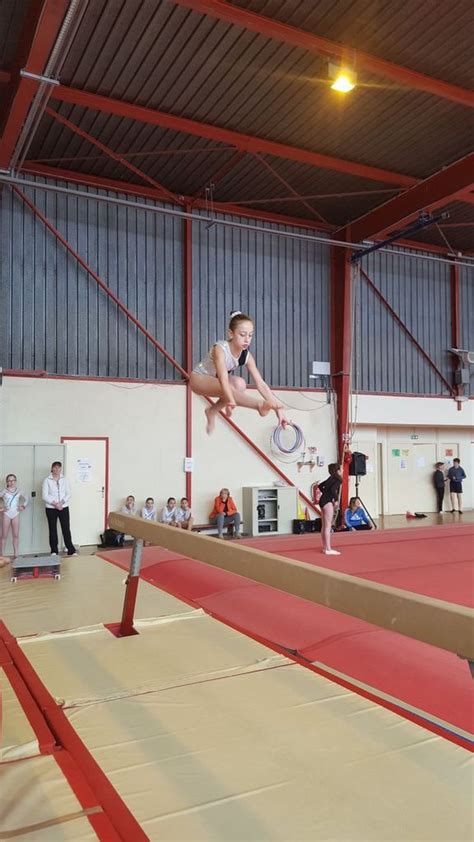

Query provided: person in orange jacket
[209,488,241,539]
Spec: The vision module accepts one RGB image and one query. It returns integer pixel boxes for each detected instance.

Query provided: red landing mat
[100,523,474,743]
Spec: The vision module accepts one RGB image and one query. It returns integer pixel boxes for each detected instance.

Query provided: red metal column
[0,0,70,168]
[331,244,352,513]
[450,262,463,408]
[184,205,193,501]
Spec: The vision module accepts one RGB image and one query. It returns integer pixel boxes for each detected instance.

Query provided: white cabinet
[242,485,297,536]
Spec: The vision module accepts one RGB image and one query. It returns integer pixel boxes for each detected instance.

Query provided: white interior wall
[0,377,336,532]
[1,376,472,541]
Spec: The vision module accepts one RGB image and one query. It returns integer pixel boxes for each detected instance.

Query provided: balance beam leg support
[119,537,143,637]
[108,514,474,660]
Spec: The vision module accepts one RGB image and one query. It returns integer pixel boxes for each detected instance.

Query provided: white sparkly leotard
[0,488,28,520]
[193,341,249,376]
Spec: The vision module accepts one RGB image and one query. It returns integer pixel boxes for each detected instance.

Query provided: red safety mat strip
[3,660,57,753]
[99,523,474,745]
[0,620,149,842]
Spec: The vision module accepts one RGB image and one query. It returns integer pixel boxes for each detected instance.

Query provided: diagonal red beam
[347,153,474,242]
[49,84,417,188]
[45,105,183,204]
[192,149,245,202]
[0,0,70,169]
[229,188,401,205]
[360,268,455,395]
[170,0,474,108]
[14,181,319,513]
[12,184,189,378]
[254,152,328,224]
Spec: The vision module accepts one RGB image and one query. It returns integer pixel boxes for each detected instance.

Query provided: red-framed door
[61,437,109,546]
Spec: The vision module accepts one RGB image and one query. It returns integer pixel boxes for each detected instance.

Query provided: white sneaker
[50,552,58,556]
[323,549,341,555]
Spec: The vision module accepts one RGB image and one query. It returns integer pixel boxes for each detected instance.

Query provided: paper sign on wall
[366,463,374,473]
[76,458,92,482]
[445,449,454,456]
[416,457,425,468]
[392,448,400,457]
[400,459,407,470]
[401,449,410,457]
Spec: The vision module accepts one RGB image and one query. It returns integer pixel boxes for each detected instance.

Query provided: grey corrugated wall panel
[0,178,184,379]
[459,266,474,396]
[192,212,331,388]
[459,266,474,351]
[357,249,452,394]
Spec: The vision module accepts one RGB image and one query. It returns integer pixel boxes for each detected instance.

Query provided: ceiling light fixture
[328,62,357,93]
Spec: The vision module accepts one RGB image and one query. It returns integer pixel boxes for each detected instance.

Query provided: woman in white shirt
[42,461,77,556]
[0,474,28,558]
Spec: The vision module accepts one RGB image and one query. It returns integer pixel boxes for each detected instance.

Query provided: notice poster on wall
[416,456,426,468]
[445,449,454,457]
[400,459,408,470]
[392,448,400,457]
[366,463,374,473]
[76,458,93,483]
[401,448,410,457]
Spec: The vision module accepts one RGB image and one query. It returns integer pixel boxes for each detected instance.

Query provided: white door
[33,444,67,552]
[0,443,64,554]
[63,439,107,546]
[386,442,437,513]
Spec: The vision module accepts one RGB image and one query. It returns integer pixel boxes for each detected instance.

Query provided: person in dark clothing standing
[433,462,446,514]
[447,458,466,514]
[317,463,342,555]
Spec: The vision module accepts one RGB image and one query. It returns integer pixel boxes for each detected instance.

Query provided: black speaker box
[293,519,320,534]
[348,451,367,476]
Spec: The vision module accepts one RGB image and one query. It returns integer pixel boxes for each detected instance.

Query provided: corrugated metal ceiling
[1,0,473,251]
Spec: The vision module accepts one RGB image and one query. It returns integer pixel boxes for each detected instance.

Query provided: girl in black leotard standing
[317,463,342,556]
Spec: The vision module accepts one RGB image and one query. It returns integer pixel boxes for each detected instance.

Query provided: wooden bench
[192,522,244,536]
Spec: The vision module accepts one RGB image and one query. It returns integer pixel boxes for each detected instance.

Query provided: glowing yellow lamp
[330,72,356,93]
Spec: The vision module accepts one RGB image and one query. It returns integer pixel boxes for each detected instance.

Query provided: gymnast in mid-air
[190,310,288,434]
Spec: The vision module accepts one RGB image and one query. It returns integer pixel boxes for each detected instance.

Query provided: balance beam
[109,513,474,660]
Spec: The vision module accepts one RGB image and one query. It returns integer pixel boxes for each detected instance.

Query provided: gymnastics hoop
[270,422,305,462]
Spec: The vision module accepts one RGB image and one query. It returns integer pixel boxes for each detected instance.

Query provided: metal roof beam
[45,105,184,204]
[20,160,332,230]
[253,152,328,223]
[0,0,70,169]
[346,153,474,243]
[49,84,416,187]
[20,160,455,254]
[170,0,474,108]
